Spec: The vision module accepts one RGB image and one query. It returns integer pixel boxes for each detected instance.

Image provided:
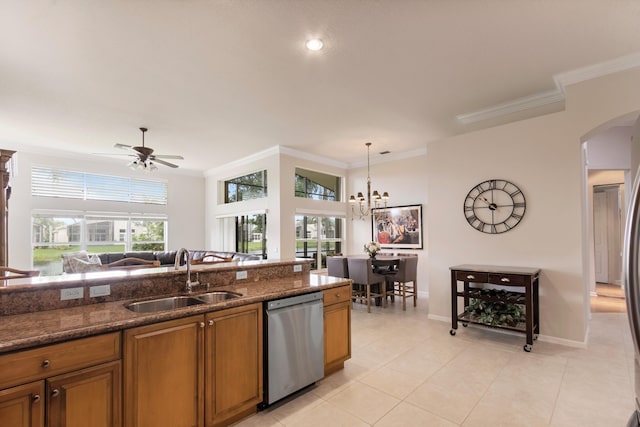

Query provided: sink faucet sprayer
[175,248,199,293]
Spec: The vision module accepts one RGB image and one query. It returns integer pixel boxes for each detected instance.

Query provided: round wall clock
[463,179,526,234]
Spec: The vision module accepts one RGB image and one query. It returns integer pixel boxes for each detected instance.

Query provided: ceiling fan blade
[152,158,180,168]
[152,154,184,160]
[93,152,137,157]
[114,143,134,150]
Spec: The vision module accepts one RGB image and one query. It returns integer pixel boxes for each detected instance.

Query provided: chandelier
[349,142,389,220]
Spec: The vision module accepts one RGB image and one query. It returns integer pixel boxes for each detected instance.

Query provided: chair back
[0,267,40,280]
[394,256,418,282]
[327,256,349,278]
[347,257,385,285]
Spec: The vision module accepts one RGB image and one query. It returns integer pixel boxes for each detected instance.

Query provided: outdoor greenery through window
[32,166,168,205]
[225,170,267,203]
[32,213,167,275]
[236,214,267,259]
[295,215,343,270]
[294,168,341,201]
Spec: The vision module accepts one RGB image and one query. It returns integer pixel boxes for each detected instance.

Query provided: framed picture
[371,204,423,249]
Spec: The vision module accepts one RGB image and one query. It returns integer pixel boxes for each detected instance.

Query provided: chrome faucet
[175,248,199,293]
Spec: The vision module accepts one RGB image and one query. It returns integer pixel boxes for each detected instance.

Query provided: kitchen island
[0,258,352,427]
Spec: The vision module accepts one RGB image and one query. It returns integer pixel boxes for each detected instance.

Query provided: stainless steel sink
[125,296,205,313]
[193,291,242,304]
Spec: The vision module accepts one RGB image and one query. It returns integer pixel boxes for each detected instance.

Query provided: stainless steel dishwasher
[263,291,324,406]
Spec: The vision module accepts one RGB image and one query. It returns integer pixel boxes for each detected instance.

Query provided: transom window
[224,170,267,203]
[31,166,168,205]
[294,168,341,201]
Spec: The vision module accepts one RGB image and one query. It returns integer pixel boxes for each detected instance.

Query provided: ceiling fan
[110,127,184,171]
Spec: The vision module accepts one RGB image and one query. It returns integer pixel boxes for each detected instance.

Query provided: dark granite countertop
[0,273,351,354]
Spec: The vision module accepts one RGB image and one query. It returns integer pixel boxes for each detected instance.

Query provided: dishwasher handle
[265,292,323,311]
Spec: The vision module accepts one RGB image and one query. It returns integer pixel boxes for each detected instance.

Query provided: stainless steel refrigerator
[623,165,640,426]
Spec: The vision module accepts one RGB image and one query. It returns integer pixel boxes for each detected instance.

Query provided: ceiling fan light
[128,159,139,170]
[148,161,158,172]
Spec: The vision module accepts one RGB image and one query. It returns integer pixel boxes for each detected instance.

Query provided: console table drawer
[488,273,526,286]
[455,271,488,283]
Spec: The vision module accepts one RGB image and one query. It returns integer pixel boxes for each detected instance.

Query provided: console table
[449,264,540,352]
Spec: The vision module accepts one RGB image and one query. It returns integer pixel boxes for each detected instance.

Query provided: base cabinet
[0,382,44,427]
[205,303,263,427]
[0,333,122,427]
[323,285,352,376]
[124,315,204,427]
[124,304,263,427]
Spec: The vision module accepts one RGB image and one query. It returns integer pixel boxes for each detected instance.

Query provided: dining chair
[0,266,40,280]
[327,256,349,278]
[347,257,387,313]
[102,257,161,270]
[389,256,418,310]
[190,253,233,264]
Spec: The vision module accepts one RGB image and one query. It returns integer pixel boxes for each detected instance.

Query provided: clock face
[463,179,526,234]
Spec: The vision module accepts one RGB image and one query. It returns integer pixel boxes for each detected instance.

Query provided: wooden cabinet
[124,304,263,427]
[0,332,121,427]
[124,315,204,427]
[449,264,540,352]
[0,381,44,427]
[323,285,352,376]
[205,303,262,427]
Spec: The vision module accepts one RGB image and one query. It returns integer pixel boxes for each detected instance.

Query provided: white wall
[7,150,205,269]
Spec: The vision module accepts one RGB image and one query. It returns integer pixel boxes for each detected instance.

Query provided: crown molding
[456,52,640,125]
[554,51,640,92]
[456,90,565,125]
[278,146,349,169]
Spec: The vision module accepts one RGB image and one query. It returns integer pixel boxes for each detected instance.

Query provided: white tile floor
[235,298,636,426]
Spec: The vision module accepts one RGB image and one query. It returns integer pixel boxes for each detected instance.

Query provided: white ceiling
[1,0,640,173]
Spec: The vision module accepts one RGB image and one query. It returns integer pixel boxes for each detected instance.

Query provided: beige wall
[428,67,640,345]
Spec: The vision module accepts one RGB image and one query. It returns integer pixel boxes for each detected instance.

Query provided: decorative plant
[364,241,381,258]
[465,290,525,326]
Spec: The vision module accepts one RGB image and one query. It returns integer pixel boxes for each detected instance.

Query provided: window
[236,214,267,259]
[32,213,167,276]
[295,168,341,201]
[31,166,168,205]
[295,215,344,270]
[224,170,267,203]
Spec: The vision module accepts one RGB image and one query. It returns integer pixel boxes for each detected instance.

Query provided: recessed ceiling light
[306,38,323,51]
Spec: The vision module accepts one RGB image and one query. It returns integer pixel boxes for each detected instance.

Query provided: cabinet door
[324,300,351,376]
[0,381,44,427]
[205,303,262,427]
[47,361,121,427]
[124,316,204,427]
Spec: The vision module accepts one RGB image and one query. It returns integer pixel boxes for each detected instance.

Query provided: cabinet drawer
[455,271,488,283]
[0,332,120,389]
[488,273,526,286]
[323,285,352,306]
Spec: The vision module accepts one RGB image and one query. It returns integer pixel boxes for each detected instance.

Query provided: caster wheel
[462,323,468,328]
[534,335,538,341]
[257,402,268,411]
[450,329,456,336]
[523,344,532,352]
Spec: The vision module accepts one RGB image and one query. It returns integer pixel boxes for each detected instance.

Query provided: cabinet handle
[51,389,60,398]
[500,277,510,283]
[41,359,50,368]
[466,275,475,280]
[199,322,205,328]
[208,320,214,326]
[32,394,41,403]
[335,294,341,298]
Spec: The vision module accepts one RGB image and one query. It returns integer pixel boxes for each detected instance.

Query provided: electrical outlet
[236,271,248,280]
[60,287,84,301]
[293,264,302,273]
[90,284,111,298]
